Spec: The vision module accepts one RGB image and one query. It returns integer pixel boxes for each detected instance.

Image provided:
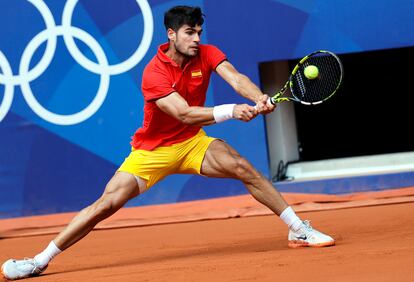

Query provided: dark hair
[164,6,204,31]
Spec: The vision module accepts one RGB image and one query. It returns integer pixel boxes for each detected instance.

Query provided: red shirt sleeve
[203,44,227,70]
[141,63,175,102]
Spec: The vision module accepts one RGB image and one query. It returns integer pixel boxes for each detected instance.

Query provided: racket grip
[267,97,275,106]
[254,97,276,110]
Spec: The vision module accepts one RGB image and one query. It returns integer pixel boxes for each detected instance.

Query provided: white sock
[34,241,62,267]
[280,206,303,232]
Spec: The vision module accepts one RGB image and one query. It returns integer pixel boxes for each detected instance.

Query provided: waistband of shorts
[132,129,207,152]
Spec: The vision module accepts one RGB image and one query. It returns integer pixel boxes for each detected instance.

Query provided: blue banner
[1,0,414,218]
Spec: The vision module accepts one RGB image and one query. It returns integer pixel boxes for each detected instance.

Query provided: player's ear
[167,28,176,41]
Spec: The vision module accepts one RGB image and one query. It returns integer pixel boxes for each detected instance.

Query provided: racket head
[289,50,343,105]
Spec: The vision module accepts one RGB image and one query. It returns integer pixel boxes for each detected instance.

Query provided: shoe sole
[288,240,335,248]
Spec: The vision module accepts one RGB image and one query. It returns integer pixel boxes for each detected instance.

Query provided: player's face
[173,25,202,57]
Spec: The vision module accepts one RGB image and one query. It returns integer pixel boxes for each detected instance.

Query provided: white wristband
[213,104,236,123]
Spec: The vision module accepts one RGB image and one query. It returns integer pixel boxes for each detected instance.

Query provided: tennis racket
[264,50,343,106]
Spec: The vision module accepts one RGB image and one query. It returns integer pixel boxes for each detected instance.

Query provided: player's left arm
[155,92,257,126]
[215,60,275,113]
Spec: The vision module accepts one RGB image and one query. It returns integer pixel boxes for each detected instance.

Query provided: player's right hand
[233,104,258,122]
[256,94,276,114]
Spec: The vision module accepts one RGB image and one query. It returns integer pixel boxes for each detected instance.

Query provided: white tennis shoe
[288,220,335,248]
[1,258,47,280]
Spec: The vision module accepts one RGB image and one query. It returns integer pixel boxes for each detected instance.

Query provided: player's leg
[201,140,334,248]
[1,171,145,280]
[54,171,143,250]
[201,140,289,214]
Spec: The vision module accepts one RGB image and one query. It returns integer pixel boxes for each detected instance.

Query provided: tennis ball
[304,65,319,79]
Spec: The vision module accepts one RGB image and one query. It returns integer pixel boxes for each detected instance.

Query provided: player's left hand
[233,104,258,122]
[255,94,276,114]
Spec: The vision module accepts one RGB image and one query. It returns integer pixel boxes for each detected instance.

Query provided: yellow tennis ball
[304,65,319,79]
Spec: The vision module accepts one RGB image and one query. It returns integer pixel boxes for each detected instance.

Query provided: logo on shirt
[191,69,203,78]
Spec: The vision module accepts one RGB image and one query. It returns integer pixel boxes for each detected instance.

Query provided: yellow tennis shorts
[118,129,217,189]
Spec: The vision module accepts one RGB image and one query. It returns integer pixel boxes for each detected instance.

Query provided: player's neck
[165,44,190,69]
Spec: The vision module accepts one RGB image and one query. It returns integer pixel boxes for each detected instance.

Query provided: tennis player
[2,6,334,280]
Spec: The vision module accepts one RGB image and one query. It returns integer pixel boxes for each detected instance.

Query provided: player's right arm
[155,92,257,125]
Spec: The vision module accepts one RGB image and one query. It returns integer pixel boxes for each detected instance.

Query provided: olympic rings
[0,51,14,122]
[0,0,57,86]
[0,0,153,125]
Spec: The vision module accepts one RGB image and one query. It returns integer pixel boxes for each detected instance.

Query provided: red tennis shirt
[131,43,227,150]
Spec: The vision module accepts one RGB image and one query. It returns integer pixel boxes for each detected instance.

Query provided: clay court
[2,1,414,282]
[2,189,414,282]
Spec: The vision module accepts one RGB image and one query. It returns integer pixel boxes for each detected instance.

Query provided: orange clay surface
[1,201,414,282]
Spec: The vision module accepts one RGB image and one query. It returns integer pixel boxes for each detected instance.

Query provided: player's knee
[94,197,115,219]
[233,156,253,178]
[230,156,262,185]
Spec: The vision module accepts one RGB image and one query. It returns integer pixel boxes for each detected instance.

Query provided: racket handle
[253,97,276,110]
[267,97,276,106]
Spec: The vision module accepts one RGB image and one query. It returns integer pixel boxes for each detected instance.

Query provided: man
[1,6,334,280]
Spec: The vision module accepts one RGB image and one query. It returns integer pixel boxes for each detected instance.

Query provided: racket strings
[291,53,342,103]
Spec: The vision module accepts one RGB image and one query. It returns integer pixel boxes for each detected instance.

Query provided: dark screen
[294,47,414,161]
